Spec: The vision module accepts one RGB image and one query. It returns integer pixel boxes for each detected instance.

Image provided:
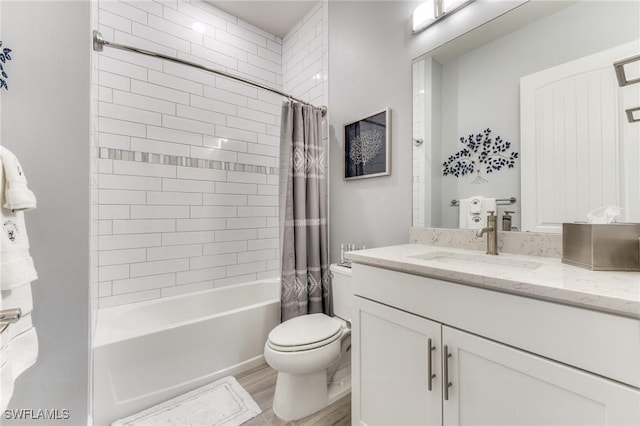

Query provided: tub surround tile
[347,244,640,319]
[410,227,563,258]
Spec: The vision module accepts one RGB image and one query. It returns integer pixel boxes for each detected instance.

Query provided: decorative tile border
[98,148,279,176]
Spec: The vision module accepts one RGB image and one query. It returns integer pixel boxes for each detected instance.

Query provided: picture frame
[344,107,391,180]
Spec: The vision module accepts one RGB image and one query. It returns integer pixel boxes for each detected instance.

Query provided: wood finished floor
[237,364,351,426]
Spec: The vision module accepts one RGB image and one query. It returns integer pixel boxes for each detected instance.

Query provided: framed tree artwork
[344,108,391,180]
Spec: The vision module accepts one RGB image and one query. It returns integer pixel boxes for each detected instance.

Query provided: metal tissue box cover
[562,223,640,271]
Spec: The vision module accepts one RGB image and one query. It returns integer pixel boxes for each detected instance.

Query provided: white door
[443,326,640,426]
[521,40,640,232]
[352,296,442,426]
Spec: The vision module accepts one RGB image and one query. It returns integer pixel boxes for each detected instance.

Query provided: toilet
[264,263,352,421]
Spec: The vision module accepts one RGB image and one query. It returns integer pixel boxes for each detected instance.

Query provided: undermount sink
[409,251,542,272]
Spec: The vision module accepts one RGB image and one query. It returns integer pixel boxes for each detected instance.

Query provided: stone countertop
[346,244,640,319]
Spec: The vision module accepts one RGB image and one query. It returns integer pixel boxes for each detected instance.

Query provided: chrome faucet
[476,211,498,255]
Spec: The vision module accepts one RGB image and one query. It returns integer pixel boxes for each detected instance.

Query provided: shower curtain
[279,101,329,322]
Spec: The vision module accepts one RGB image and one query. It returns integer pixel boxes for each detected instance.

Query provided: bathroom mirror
[412,0,640,232]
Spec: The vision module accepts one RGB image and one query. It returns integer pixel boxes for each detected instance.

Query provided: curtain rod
[92,31,327,116]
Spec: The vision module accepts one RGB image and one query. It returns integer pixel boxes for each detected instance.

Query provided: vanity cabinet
[351,264,640,426]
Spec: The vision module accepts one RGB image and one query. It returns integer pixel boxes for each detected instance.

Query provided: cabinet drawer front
[443,326,640,426]
[353,263,640,388]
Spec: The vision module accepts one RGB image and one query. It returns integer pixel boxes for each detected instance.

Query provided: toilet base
[272,368,351,421]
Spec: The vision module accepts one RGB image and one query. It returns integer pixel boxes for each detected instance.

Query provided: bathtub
[92,279,280,426]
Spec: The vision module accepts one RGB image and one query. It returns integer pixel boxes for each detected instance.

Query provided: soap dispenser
[502,211,514,231]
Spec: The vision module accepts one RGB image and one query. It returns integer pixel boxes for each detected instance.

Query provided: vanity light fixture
[412,0,474,34]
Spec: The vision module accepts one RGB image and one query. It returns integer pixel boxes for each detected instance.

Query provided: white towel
[0,146,37,211]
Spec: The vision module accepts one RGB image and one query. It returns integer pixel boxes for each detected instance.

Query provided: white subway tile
[99,189,146,205]
[226,171,266,185]
[130,258,189,278]
[155,0,178,10]
[162,231,215,246]
[214,274,257,288]
[266,175,279,185]
[213,125,257,144]
[99,9,132,33]
[237,106,276,125]
[216,77,258,98]
[100,174,162,191]
[177,105,225,125]
[99,233,162,250]
[202,240,247,255]
[162,178,215,193]
[238,153,276,168]
[257,46,281,65]
[149,70,203,95]
[113,160,176,178]
[257,133,279,146]
[248,143,278,158]
[238,249,277,264]
[258,227,278,239]
[177,1,227,29]
[98,281,112,298]
[203,194,247,206]
[258,91,282,106]
[131,205,190,219]
[99,248,146,266]
[99,220,113,235]
[98,132,130,150]
[226,21,268,47]
[203,86,248,107]
[113,90,175,114]
[147,191,202,205]
[100,102,162,126]
[257,184,278,196]
[203,35,249,62]
[237,61,276,84]
[247,98,281,116]
[190,206,237,218]
[214,30,258,55]
[215,182,257,195]
[226,217,266,229]
[163,114,215,136]
[266,39,282,54]
[99,56,148,81]
[130,137,190,157]
[247,53,282,75]
[190,145,238,163]
[237,206,276,217]
[257,270,278,281]
[176,218,226,232]
[100,71,131,91]
[99,264,129,281]
[215,229,257,242]
[161,281,214,297]
[99,117,146,138]
[101,45,164,71]
[190,253,237,270]
[203,136,247,153]
[122,0,163,17]
[147,125,203,146]
[113,219,176,234]
[99,205,130,220]
[112,273,176,295]
[162,6,214,35]
[176,166,226,181]
[190,44,238,70]
[226,260,265,277]
[99,290,160,308]
[227,116,266,134]
[99,86,113,102]
[248,238,278,250]
[131,80,190,105]
[147,244,202,261]
[163,61,216,87]
[267,258,280,271]
[115,30,177,58]
[176,266,226,285]
[100,1,147,25]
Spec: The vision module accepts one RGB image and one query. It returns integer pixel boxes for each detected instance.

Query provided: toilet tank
[330,263,352,322]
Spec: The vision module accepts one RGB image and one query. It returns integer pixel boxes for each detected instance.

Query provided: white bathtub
[92,279,280,426]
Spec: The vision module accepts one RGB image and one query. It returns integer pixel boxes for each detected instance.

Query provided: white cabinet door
[443,326,640,426]
[352,296,442,426]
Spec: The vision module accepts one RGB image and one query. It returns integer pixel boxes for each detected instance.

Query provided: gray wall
[328,1,419,260]
[1,1,90,423]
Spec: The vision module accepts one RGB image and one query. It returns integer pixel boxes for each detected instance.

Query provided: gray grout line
[98,147,279,176]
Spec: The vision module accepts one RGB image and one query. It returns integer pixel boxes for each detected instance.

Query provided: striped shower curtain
[279,101,329,322]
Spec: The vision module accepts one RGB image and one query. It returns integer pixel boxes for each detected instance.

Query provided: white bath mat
[112,376,261,426]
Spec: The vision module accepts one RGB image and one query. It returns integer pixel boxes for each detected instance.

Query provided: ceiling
[206,1,319,38]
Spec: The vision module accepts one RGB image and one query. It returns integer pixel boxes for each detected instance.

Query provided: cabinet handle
[443,344,453,400]
[427,338,436,391]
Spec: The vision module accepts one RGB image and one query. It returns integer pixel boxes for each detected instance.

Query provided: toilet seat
[267,314,345,352]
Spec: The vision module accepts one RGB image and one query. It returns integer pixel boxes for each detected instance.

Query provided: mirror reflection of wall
[413,0,640,232]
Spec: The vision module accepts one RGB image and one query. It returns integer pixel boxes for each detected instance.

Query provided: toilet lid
[268,313,343,349]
